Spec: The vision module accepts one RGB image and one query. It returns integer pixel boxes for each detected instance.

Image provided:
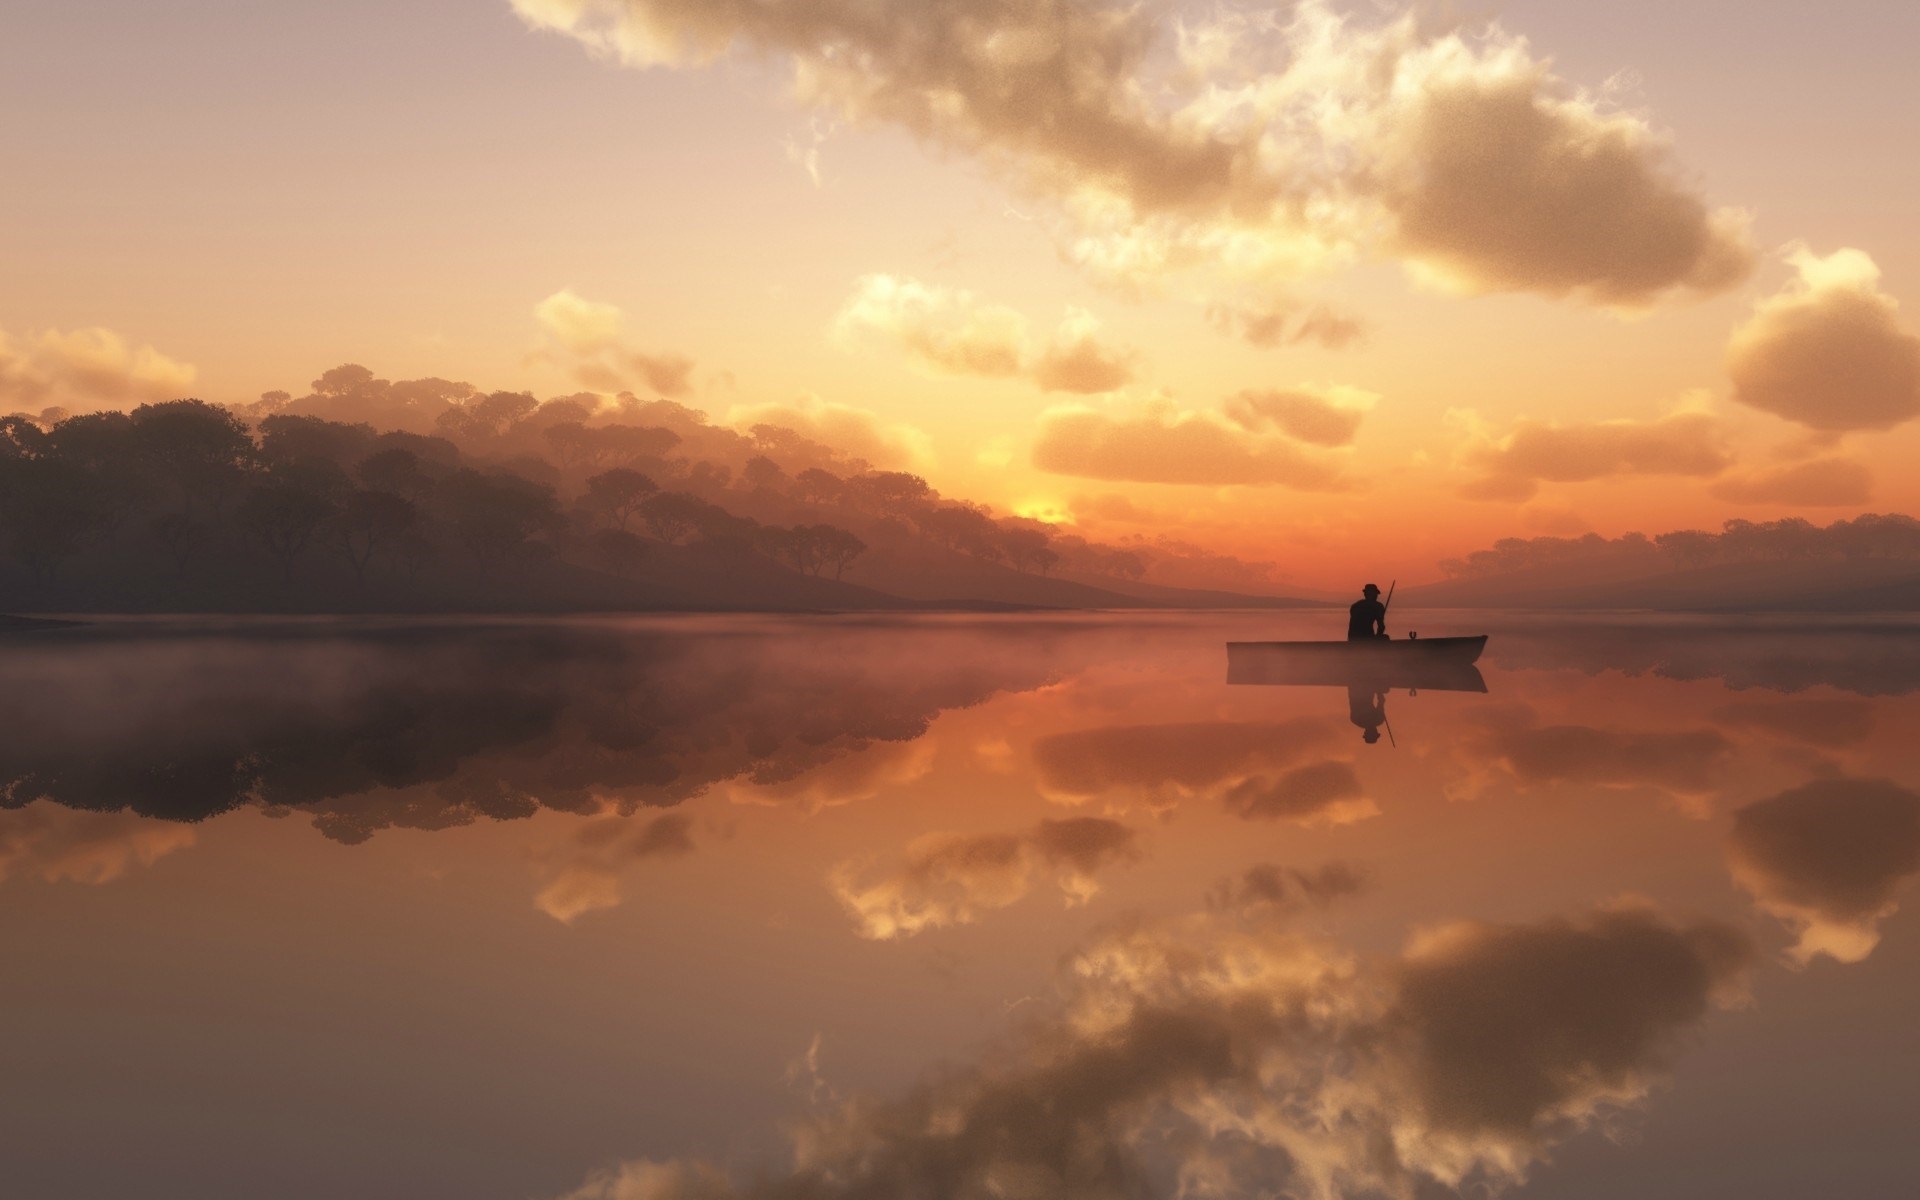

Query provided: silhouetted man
[1347,683,1385,744]
[1347,583,1387,641]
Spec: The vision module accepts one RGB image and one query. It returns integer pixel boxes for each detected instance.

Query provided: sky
[5,0,1920,585]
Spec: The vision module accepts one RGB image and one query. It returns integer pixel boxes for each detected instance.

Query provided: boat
[1226,635,1489,691]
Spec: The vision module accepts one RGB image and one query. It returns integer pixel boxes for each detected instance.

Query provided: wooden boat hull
[1226,635,1489,691]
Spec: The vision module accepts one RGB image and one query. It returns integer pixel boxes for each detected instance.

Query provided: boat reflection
[1226,638,1489,744]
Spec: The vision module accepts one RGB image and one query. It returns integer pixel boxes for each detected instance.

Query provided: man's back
[1348,597,1386,640]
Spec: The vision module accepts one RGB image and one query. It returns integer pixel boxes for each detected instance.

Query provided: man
[1347,583,1387,641]
[1347,683,1386,744]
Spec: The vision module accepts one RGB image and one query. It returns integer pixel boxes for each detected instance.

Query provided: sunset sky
[5,0,1920,584]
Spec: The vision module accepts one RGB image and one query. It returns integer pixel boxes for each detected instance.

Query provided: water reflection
[1,613,1917,1200]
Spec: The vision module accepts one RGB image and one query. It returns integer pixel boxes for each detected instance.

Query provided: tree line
[1438,516,1920,581]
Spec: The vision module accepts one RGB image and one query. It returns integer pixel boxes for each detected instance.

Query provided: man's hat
[1362,583,1381,596]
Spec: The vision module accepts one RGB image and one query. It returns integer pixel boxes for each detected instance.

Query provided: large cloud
[1727,777,1920,964]
[1224,385,1375,448]
[535,812,696,924]
[1708,455,1874,506]
[514,0,1753,305]
[834,275,1136,393]
[1473,723,1733,808]
[1032,717,1347,809]
[0,325,196,414]
[0,806,196,886]
[1033,399,1355,489]
[534,289,696,397]
[553,901,1750,1200]
[1456,411,1733,502]
[830,816,1140,938]
[1727,248,1920,432]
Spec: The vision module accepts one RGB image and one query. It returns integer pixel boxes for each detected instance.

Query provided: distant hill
[1405,557,1920,612]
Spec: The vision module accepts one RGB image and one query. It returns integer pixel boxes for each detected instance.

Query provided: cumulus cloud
[517,1,1752,305]
[1207,300,1368,350]
[1033,718,1375,825]
[553,900,1750,1200]
[1727,247,1920,432]
[0,325,196,413]
[1456,411,1733,502]
[1033,399,1354,489]
[834,275,1136,393]
[727,392,933,470]
[534,812,696,924]
[1708,455,1874,506]
[534,289,696,397]
[830,816,1140,939]
[0,806,196,885]
[1710,697,1875,750]
[1727,777,1920,964]
[1474,723,1733,808]
[1224,385,1376,448]
[1207,861,1369,916]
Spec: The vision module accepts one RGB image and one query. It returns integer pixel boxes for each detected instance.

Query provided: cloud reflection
[557,899,1751,1200]
[1727,777,1920,963]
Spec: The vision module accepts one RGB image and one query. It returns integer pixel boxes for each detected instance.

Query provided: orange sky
[5,0,1920,586]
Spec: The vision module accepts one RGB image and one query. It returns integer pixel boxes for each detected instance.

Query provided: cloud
[1727,247,1920,432]
[1220,761,1378,827]
[1710,697,1876,750]
[1727,777,1920,964]
[552,900,1750,1200]
[834,275,1136,393]
[727,393,933,470]
[0,325,196,413]
[1475,724,1733,807]
[1457,411,1733,502]
[1207,301,1368,350]
[535,812,696,924]
[0,806,196,885]
[1708,455,1874,506]
[516,1,1752,305]
[1032,718,1345,808]
[1224,386,1376,448]
[1207,861,1369,916]
[1033,399,1354,489]
[830,816,1140,938]
[534,289,696,397]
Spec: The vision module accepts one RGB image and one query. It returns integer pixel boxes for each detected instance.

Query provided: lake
[3,611,1918,1200]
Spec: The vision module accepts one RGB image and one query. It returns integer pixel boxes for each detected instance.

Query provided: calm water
[3,612,1918,1200]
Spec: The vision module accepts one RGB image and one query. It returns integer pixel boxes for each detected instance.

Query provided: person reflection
[1347,683,1386,744]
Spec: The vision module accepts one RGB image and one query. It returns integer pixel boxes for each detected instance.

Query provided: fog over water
[3,612,1917,1200]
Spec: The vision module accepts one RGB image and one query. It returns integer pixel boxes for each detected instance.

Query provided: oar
[1382,579,1397,639]
[1383,704,1397,749]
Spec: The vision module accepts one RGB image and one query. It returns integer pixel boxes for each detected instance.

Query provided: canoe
[1226,635,1489,691]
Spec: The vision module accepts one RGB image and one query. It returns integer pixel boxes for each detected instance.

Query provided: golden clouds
[1032,398,1355,489]
[1708,456,1875,507]
[555,899,1751,1200]
[834,275,1136,394]
[1727,777,1920,964]
[534,812,696,924]
[1457,411,1733,502]
[518,1,1752,305]
[1223,385,1374,448]
[1727,247,1920,432]
[534,289,696,397]
[0,325,195,413]
[830,816,1140,939]
[0,806,196,886]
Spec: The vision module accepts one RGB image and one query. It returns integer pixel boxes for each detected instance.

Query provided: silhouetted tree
[130,399,256,514]
[593,528,649,578]
[321,490,416,580]
[435,470,560,572]
[640,491,708,544]
[581,468,658,530]
[355,447,433,500]
[238,482,338,580]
